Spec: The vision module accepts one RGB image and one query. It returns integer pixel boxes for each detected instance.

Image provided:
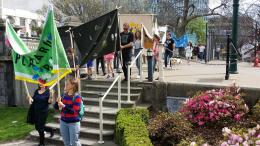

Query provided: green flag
[8,9,71,86]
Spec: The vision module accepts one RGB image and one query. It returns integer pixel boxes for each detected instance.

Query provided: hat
[38,78,47,85]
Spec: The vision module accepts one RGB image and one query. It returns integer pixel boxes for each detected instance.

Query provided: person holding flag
[27,79,54,146]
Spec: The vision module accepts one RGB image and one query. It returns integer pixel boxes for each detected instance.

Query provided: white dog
[170,58,182,65]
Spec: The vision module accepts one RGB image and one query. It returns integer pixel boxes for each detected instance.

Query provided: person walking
[153,34,160,73]
[216,46,221,60]
[104,52,115,79]
[164,32,175,68]
[185,42,193,64]
[120,23,134,81]
[96,56,106,76]
[27,79,54,146]
[133,30,142,79]
[199,44,205,61]
[54,77,81,146]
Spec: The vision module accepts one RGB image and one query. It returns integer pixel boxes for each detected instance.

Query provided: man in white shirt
[199,45,205,61]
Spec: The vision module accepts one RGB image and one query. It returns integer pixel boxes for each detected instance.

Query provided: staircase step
[85,105,119,120]
[81,91,140,101]
[53,115,115,129]
[81,79,139,86]
[82,84,142,94]
[46,123,114,140]
[84,97,135,108]
[30,130,117,146]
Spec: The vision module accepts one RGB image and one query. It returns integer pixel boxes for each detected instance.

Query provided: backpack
[72,94,85,121]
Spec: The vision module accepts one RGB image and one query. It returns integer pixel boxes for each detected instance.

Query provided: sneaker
[106,75,111,79]
[136,75,140,79]
[87,75,92,80]
[117,70,122,73]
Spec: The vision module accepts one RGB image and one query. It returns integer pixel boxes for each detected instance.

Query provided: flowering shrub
[221,125,260,146]
[180,85,249,125]
[252,100,260,122]
[148,112,193,145]
[177,135,206,146]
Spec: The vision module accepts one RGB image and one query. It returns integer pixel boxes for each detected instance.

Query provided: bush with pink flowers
[180,85,249,126]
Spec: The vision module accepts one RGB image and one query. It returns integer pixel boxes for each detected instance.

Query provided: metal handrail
[127,49,143,102]
[98,75,121,144]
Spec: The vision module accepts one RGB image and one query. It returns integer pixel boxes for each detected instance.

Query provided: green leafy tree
[186,17,206,44]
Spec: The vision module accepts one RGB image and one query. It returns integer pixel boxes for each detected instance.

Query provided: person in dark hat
[27,79,54,146]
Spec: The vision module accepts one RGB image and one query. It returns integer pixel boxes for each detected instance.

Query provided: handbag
[26,103,35,125]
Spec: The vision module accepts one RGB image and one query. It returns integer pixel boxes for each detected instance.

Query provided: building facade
[2,7,44,37]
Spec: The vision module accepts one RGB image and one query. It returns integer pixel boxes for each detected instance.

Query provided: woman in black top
[28,79,54,146]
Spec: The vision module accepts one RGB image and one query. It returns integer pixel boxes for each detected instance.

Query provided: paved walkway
[153,60,260,88]
[93,60,260,89]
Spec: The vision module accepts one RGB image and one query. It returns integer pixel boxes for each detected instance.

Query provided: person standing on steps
[27,79,54,146]
[120,23,134,81]
[133,30,142,79]
[164,32,175,68]
[54,77,81,146]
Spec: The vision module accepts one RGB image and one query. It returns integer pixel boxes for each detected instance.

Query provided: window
[20,18,26,26]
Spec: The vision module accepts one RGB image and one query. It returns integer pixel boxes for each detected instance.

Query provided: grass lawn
[0,107,54,143]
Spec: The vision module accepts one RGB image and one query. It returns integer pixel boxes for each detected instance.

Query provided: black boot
[38,131,45,146]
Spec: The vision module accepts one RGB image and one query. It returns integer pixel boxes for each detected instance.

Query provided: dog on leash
[170,57,182,65]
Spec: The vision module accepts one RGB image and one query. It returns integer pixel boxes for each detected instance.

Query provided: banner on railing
[141,24,153,49]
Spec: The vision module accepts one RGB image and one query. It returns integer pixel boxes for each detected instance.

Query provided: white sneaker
[136,75,140,79]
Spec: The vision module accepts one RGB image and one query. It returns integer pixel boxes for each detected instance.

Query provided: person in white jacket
[185,42,193,64]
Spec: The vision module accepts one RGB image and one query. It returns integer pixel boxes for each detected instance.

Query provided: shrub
[148,112,193,145]
[180,85,249,126]
[252,100,260,122]
[220,125,260,146]
[115,108,152,146]
[177,135,206,146]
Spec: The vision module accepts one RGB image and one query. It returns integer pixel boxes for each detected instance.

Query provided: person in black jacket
[120,23,134,81]
[27,79,54,146]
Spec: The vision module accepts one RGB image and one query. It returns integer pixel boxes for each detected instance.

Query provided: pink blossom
[234,114,241,121]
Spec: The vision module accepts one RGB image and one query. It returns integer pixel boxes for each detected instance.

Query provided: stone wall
[133,81,260,111]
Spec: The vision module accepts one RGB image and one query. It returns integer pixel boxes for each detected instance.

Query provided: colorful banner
[142,24,153,49]
[8,9,71,86]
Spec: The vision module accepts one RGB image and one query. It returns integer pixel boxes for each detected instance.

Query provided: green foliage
[115,108,152,146]
[252,100,260,121]
[148,112,193,145]
[0,107,54,143]
[186,17,206,44]
[177,135,206,146]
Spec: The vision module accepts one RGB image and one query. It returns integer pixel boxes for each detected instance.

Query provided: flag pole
[23,81,30,97]
[51,5,61,104]
[66,27,77,78]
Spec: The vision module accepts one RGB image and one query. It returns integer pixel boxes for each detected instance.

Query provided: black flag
[72,9,119,67]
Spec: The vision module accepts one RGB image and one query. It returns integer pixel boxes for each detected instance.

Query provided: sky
[3,0,49,12]
[3,0,260,12]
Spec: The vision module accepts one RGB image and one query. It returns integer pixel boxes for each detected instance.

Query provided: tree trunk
[175,25,186,38]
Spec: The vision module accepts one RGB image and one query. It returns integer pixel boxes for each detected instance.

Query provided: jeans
[164,50,173,67]
[114,51,121,71]
[96,57,106,74]
[153,57,157,73]
[199,52,204,60]
[134,48,141,75]
[122,49,132,80]
[60,120,81,146]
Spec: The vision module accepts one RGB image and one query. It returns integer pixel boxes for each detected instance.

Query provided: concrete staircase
[30,79,143,146]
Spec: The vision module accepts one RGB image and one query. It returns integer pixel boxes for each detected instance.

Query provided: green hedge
[115,108,153,146]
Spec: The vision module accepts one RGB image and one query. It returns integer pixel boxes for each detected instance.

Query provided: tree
[186,17,206,44]
[154,0,228,37]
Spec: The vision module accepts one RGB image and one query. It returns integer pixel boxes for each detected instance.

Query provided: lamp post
[205,16,208,63]
[230,0,239,74]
